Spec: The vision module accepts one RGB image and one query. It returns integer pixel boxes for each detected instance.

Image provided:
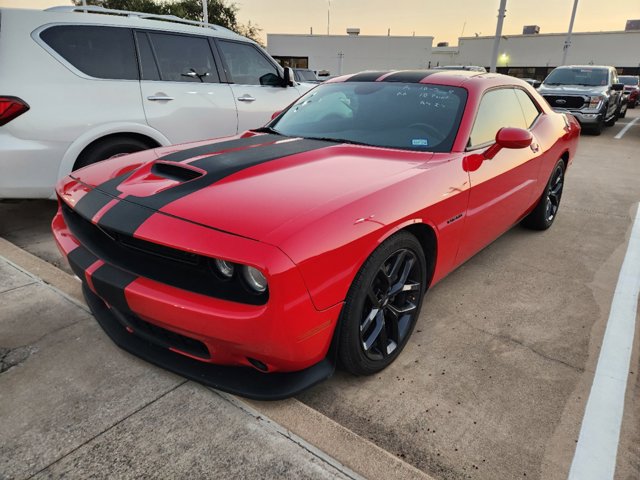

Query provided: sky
[2,0,639,44]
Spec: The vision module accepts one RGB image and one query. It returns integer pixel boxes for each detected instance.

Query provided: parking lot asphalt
[1,109,639,480]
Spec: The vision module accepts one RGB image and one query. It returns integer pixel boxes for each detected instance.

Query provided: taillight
[0,97,30,126]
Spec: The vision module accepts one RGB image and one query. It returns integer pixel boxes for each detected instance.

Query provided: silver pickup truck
[537,65,625,135]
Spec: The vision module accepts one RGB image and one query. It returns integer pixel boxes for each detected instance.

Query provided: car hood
[71,133,432,244]
[538,84,608,96]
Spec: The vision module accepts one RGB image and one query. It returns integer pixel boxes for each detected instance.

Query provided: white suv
[0,6,311,199]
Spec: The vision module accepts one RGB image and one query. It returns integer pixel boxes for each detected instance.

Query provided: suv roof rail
[44,5,235,33]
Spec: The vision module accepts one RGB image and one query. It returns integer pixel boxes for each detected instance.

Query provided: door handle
[530,142,540,153]
[147,96,175,101]
[237,95,256,102]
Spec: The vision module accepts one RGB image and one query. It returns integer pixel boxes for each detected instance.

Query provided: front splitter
[83,284,335,400]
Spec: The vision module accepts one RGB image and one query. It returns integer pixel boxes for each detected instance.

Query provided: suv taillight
[0,97,30,126]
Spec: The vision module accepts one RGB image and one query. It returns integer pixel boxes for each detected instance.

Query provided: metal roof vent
[346,28,360,36]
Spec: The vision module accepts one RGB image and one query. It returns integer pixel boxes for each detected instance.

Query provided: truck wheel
[588,119,603,135]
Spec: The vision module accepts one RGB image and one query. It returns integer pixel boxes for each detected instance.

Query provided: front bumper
[553,110,603,125]
[83,283,334,400]
[52,189,341,398]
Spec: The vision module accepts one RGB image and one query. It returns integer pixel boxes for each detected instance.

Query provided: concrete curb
[0,236,435,480]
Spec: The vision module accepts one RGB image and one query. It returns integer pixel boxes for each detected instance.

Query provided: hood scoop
[112,161,206,198]
[151,161,204,182]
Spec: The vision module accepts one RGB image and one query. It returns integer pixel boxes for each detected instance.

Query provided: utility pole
[562,0,579,65]
[489,0,507,73]
[327,0,331,35]
[202,0,209,25]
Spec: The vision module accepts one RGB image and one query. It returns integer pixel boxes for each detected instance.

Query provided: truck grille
[542,95,585,109]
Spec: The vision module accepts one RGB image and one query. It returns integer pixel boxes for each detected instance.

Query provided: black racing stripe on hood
[96,138,333,236]
[91,263,137,314]
[345,71,389,82]
[72,134,280,221]
[73,173,134,220]
[158,133,282,162]
[381,71,436,83]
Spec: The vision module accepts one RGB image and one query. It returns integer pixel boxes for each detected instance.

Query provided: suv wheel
[74,136,153,170]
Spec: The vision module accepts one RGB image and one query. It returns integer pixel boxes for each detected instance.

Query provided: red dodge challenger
[52,70,580,399]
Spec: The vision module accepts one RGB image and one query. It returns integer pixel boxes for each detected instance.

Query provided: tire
[522,159,565,231]
[338,231,427,376]
[630,99,637,109]
[587,119,603,135]
[74,136,153,171]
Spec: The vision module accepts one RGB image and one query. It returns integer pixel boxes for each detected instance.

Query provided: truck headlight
[588,96,602,109]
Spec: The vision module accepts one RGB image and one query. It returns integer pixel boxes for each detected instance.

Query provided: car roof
[328,69,492,86]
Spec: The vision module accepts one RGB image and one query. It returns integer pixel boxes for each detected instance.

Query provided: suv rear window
[41,25,138,80]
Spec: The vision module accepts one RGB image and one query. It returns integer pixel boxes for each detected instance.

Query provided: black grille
[61,201,268,305]
[542,95,586,109]
[113,307,210,359]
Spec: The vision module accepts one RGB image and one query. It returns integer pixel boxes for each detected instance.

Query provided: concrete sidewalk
[0,255,358,480]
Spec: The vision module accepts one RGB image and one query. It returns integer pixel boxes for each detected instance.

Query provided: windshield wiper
[252,126,283,135]
[306,136,374,147]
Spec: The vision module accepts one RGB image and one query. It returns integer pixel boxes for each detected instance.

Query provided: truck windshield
[544,68,609,87]
[619,76,639,86]
[269,82,468,153]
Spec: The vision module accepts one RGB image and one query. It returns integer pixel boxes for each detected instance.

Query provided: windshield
[296,70,318,81]
[269,82,467,153]
[619,76,639,86]
[543,68,609,86]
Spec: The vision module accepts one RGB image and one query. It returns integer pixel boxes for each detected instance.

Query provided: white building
[267,28,640,79]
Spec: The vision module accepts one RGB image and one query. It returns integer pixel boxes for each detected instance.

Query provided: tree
[71,0,263,44]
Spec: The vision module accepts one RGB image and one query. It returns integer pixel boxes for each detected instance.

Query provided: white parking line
[614,116,640,139]
[568,205,640,480]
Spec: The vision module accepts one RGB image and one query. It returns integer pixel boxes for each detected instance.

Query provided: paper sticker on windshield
[412,139,429,146]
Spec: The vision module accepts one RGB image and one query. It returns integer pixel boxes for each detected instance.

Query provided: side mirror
[612,83,624,91]
[463,127,532,172]
[484,127,532,159]
[533,81,541,89]
[282,67,294,88]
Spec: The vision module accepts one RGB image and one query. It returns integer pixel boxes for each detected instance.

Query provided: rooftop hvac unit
[626,19,640,31]
[437,42,449,47]
[523,25,540,35]
[346,28,360,36]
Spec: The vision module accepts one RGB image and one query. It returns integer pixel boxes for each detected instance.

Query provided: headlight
[213,259,235,279]
[588,96,602,109]
[242,266,268,293]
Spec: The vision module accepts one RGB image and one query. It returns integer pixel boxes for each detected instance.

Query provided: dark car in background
[619,75,639,108]
[537,65,624,135]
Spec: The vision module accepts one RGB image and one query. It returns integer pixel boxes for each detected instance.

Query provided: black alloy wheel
[544,164,564,223]
[338,232,427,375]
[522,159,565,230]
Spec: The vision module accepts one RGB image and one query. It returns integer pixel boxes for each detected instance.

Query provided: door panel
[455,88,541,266]
[217,39,304,132]
[137,31,238,144]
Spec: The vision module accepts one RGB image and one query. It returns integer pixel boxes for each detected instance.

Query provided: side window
[469,89,527,147]
[146,33,220,83]
[218,41,279,86]
[514,89,540,128]
[40,26,138,80]
[135,32,160,81]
